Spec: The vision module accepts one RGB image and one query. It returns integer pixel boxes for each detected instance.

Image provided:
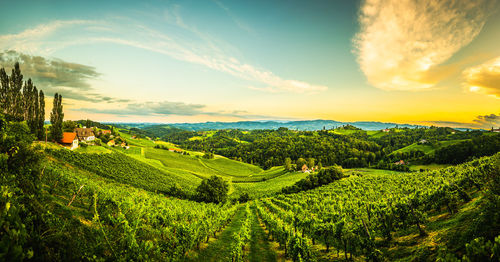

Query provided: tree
[0,68,8,114]
[307,158,315,170]
[9,62,24,119]
[195,175,229,204]
[63,120,78,132]
[50,93,64,141]
[296,158,306,171]
[285,157,292,171]
[37,90,45,140]
[238,192,250,203]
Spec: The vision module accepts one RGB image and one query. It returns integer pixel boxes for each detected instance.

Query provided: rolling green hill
[390,139,469,155]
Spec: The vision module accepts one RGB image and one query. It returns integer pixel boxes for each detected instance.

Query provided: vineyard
[37,161,238,261]
[252,153,500,260]
[2,118,499,261]
[40,142,500,261]
[46,148,199,195]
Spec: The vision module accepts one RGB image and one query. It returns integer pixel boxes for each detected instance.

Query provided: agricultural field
[3,112,499,261]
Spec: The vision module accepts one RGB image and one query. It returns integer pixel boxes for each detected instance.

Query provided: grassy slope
[391,139,469,155]
[50,131,308,198]
[383,192,485,261]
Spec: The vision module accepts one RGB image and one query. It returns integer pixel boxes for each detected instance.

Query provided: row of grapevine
[254,200,314,261]
[230,203,252,262]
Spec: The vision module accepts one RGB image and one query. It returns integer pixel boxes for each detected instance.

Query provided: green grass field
[391,139,469,155]
[65,134,310,198]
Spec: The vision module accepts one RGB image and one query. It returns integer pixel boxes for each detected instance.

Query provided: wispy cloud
[76,100,275,119]
[354,0,495,91]
[0,15,326,94]
[0,50,129,103]
[463,56,500,98]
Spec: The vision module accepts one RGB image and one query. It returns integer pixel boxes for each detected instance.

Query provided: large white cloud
[463,56,500,98]
[354,0,494,91]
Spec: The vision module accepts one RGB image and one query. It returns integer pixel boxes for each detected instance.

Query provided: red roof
[61,132,77,144]
[102,130,111,134]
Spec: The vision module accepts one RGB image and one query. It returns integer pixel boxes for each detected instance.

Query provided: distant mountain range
[164,120,422,131]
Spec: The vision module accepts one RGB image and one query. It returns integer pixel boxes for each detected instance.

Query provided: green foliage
[196,176,229,204]
[238,192,250,203]
[62,120,78,132]
[295,157,306,171]
[0,115,44,260]
[259,154,500,260]
[282,166,345,194]
[40,160,238,261]
[49,93,64,141]
[159,128,381,169]
[284,157,292,171]
[203,152,214,159]
[434,134,500,164]
[0,64,46,138]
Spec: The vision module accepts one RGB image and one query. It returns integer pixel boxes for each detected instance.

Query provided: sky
[0,0,499,128]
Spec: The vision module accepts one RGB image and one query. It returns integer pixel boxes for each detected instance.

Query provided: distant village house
[75,128,95,142]
[100,129,111,135]
[60,132,79,150]
[394,160,405,165]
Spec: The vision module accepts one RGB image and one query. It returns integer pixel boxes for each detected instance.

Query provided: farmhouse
[60,132,79,150]
[107,140,115,146]
[382,128,390,132]
[394,160,405,165]
[100,129,111,135]
[493,128,500,133]
[75,128,95,142]
[168,148,182,153]
[301,164,309,173]
[419,139,428,144]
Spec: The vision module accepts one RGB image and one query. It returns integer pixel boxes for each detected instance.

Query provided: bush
[195,176,229,204]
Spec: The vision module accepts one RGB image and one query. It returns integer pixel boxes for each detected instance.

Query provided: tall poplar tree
[9,62,24,119]
[30,86,39,134]
[38,90,45,140]
[0,68,8,114]
[50,93,64,141]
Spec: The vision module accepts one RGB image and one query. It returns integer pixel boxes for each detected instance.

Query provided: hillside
[44,131,311,199]
[2,116,500,261]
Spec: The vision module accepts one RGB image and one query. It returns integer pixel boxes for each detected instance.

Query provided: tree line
[0,62,64,141]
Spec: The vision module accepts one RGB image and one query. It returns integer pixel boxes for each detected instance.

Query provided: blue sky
[0,0,499,128]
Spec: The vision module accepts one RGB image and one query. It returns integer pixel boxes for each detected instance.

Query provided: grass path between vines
[186,204,279,262]
[186,205,246,262]
[248,205,278,262]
